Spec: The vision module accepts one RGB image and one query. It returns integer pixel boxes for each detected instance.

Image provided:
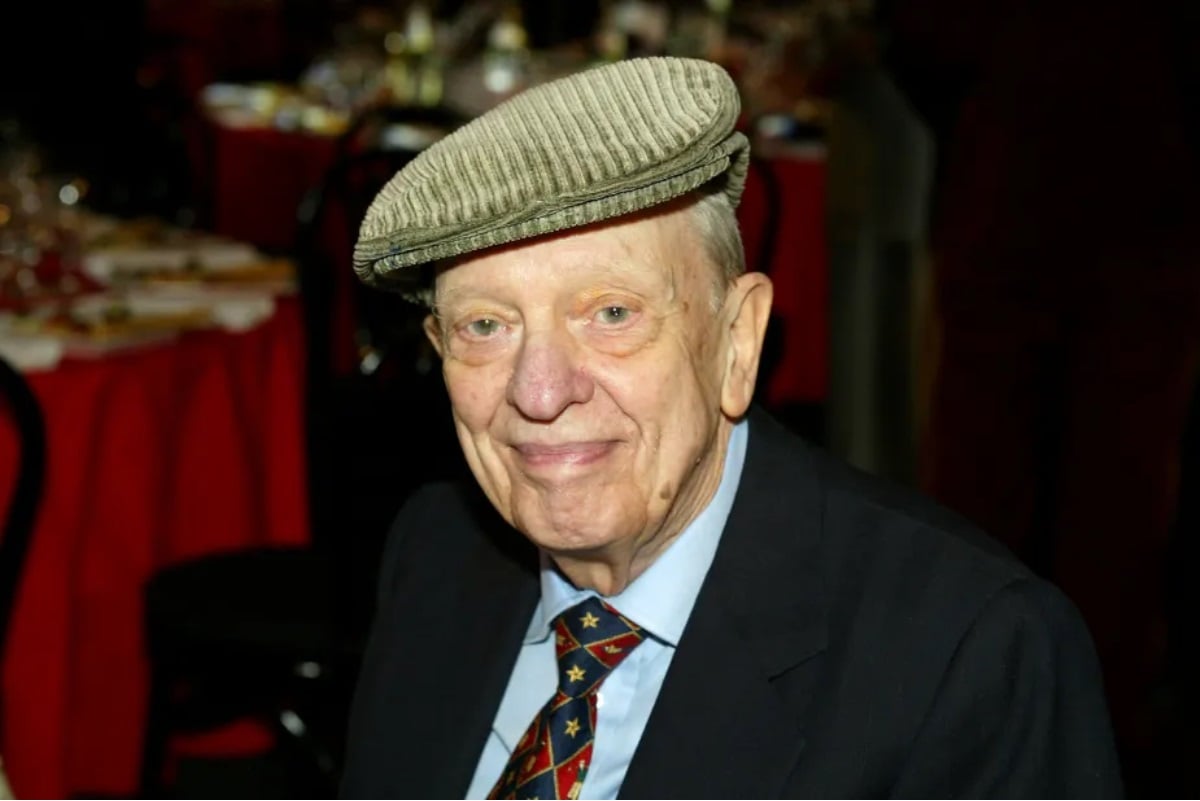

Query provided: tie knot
[552,596,644,699]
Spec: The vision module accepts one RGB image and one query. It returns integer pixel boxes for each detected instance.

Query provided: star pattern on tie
[488,596,645,800]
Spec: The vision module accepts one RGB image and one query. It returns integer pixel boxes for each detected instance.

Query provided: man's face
[426,202,753,572]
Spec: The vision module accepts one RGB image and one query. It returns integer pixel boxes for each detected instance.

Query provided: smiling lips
[512,441,618,469]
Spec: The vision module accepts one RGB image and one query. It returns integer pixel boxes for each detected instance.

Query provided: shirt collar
[527,418,749,647]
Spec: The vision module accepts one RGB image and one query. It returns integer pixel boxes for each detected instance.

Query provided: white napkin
[0,314,65,372]
[120,285,277,333]
[82,242,263,283]
[0,755,14,801]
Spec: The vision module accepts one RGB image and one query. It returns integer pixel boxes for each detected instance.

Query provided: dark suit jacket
[341,409,1122,798]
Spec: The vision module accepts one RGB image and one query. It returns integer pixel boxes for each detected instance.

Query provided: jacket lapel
[621,409,828,798]
[388,495,541,798]
[440,537,540,795]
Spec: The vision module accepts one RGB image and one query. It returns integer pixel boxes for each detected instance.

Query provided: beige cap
[354,56,749,297]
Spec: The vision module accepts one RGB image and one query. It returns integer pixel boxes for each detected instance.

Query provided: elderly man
[340,58,1120,799]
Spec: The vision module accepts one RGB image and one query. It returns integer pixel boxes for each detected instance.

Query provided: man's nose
[506,329,595,421]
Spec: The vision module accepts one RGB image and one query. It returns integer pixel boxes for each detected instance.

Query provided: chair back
[292,106,468,622]
[330,103,469,166]
[0,355,46,671]
[295,145,425,384]
[295,103,467,384]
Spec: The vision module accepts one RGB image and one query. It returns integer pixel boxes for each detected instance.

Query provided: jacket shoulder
[750,409,1034,592]
[374,480,535,605]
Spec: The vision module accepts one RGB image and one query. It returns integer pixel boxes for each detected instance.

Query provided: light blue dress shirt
[466,420,748,800]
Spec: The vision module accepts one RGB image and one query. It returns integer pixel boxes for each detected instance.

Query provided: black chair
[0,354,47,725]
[294,106,471,568]
[138,105,469,798]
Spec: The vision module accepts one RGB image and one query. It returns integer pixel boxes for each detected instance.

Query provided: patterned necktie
[488,596,645,800]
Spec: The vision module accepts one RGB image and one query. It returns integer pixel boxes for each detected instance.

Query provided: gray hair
[687,183,746,310]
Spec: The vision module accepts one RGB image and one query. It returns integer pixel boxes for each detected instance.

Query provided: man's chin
[510,494,637,555]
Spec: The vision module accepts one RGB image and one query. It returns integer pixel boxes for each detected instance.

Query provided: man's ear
[720,272,774,418]
[423,313,445,358]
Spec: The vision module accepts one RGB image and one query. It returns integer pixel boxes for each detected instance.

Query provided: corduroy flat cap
[354,56,749,296]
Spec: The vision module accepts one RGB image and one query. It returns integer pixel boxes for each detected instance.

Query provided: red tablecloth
[211,123,338,253]
[739,153,829,406]
[0,300,310,798]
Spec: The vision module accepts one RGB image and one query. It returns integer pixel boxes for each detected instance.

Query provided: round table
[0,300,310,798]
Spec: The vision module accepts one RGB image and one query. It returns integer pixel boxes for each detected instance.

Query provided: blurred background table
[0,213,310,797]
[0,1,950,796]
[4,0,1197,795]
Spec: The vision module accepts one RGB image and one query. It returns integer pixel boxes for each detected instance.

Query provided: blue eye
[596,306,631,324]
[466,318,502,337]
